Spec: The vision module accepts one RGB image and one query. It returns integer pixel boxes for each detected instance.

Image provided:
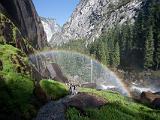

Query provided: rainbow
[29,49,131,97]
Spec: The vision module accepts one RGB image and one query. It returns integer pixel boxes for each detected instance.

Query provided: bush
[40,79,68,100]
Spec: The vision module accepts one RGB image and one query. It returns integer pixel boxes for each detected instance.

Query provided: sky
[33,0,79,26]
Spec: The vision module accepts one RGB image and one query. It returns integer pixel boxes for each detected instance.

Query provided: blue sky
[33,0,79,26]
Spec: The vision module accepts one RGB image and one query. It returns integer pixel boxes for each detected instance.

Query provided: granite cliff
[41,17,61,42]
[0,0,48,51]
[50,0,142,45]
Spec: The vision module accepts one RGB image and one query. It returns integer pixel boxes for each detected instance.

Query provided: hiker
[73,85,78,95]
[69,84,78,95]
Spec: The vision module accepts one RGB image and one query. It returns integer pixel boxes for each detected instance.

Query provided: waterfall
[91,59,93,83]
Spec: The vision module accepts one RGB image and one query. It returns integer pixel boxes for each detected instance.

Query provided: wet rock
[64,92,107,111]
[81,83,97,89]
[141,91,158,103]
[140,91,160,108]
[42,63,69,83]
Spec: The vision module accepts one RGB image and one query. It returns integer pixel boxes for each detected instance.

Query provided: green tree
[96,40,107,65]
[111,42,120,67]
[154,34,160,70]
[144,26,154,69]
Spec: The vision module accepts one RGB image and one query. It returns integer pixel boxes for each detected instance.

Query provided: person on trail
[69,84,72,95]
[73,85,78,95]
[69,84,78,95]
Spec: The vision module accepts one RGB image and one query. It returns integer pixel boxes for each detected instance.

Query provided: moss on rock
[0,13,34,55]
[40,79,69,100]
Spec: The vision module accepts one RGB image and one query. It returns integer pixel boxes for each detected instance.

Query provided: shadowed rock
[64,92,107,111]
[33,84,49,104]
[152,98,160,109]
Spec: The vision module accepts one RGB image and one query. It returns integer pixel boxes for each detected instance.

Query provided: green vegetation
[0,44,35,119]
[66,88,160,120]
[57,39,89,54]
[144,26,154,69]
[40,79,69,100]
[133,0,160,70]
[89,28,121,68]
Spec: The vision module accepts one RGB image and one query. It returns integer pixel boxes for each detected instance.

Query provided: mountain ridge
[50,0,142,45]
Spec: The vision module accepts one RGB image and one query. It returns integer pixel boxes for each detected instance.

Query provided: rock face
[41,17,61,42]
[0,0,48,50]
[0,13,35,54]
[50,0,142,45]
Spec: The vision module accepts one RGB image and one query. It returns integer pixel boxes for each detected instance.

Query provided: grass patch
[66,88,160,120]
[40,79,69,100]
[0,44,34,119]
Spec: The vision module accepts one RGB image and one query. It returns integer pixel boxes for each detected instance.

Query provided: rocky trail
[36,95,72,120]
[36,92,107,120]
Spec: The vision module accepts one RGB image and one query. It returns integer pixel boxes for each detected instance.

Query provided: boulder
[140,91,157,103]
[64,92,107,111]
[140,91,160,108]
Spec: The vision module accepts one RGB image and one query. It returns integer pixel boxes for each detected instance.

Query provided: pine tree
[96,40,107,65]
[112,42,120,67]
[154,34,160,70]
[144,26,154,69]
[105,42,109,65]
